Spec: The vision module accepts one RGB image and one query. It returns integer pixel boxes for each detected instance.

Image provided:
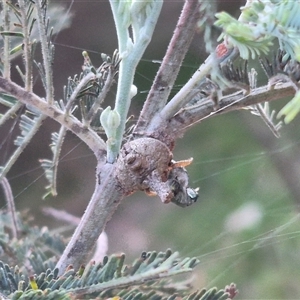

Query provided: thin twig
[18,0,33,91]
[0,114,47,181]
[35,0,54,104]
[2,0,11,79]
[42,206,81,225]
[169,82,295,138]
[43,125,68,196]
[145,45,239,136]
[134,0,202,134]
[254,103,281,138]
[157,54,214,121]
[65,72,95,114]
[1,177,19,239]
[86,68,114,124]
[0,102,23,127]
[0,77,106,155]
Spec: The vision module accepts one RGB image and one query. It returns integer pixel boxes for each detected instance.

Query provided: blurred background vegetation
[1,0,300,298]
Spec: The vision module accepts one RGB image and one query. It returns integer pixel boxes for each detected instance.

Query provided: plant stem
[86,67,115,124]
[169,82,295,138]
[0,114,47,182]
[18,0,33,91]
[70,252,192,296]
[134,0,202,134]
[0,177,19,239]
[159,55,214,120]
[145,54,214,137]
[65,72,95,114]
[48,125,68,196]
[35,0,54,104]
[108,1,162,163]
[56,162,123,274]
[2,0,11,79]
[0,77,106,155]
[0,1,42,185]
[108,58,135,163]
[255,103,281,138]
[0,102,23,126]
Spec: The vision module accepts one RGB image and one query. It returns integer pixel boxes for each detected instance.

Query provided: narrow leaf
[0,31,24,38]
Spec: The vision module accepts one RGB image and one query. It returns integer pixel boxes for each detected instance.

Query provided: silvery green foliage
[258,50,300,123]
[0,211,236,299]
[39,51,120,198]
[0,212,65,274]
[215,0,300,60]
[216,1,300,122]
[0,2,72,61]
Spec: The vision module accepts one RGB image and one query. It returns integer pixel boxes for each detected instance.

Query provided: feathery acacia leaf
[278,90,300,123]
[0,0,72,60]
[0,212,213,299]
[0,93,18,108]
[0,113,45,181]
[215,0,300,60]
[40,127,67,197]
[1,244,232,300]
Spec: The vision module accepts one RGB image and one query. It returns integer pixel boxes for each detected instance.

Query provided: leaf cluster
[0,211,236,300]
[215,0,300,60]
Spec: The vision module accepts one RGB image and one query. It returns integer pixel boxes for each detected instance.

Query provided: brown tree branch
[166,82,295,140]
[134,0,203,134]
[56,162,123,274]
[0,77,106,157]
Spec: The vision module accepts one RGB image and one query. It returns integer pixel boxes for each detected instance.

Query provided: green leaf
[40,127,67,197]
[0,212,235,299]
[215,0,300,60]
[9,43,23,56]
[0,93,18,107]
[277,90,300,123]
[0,31,24,38]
